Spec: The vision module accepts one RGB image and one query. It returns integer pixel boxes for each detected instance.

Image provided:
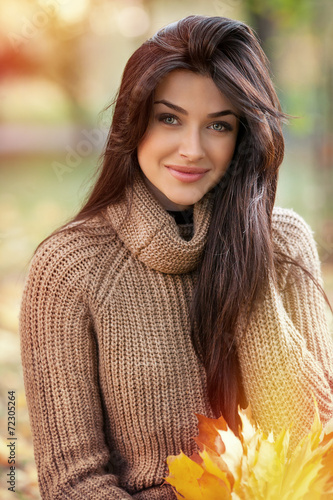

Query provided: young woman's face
[137,69,239,210]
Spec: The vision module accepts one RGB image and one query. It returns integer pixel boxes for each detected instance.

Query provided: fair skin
[137,69,240,211]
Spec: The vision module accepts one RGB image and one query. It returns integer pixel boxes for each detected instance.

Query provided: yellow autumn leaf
[166,451,232,499]
[165,402,333,500]
[199,448,233,487]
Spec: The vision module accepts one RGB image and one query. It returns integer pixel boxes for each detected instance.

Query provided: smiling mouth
[165,165,209,174]
[165,165,209,183]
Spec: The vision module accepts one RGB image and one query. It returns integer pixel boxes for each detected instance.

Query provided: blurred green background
[0,0,332,498]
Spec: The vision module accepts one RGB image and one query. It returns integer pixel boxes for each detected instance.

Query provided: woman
[20,15,333,499]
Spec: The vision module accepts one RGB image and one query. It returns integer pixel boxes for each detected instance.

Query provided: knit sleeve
[237,209,333,446]
[19,233,133,499]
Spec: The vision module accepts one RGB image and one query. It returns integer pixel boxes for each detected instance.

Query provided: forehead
[154,69,237,112]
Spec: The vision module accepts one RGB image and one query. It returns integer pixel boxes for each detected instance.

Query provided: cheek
[138,129,179,164]
[137,141,146,167]
[138,134,161,165]
[210,138,237,169]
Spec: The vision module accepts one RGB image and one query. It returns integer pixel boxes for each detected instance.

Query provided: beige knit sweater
[20,169,333,499]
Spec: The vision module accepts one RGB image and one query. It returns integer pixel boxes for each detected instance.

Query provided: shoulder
[272,207,315,243]
[24,216,120,298]
[272,206,321,278]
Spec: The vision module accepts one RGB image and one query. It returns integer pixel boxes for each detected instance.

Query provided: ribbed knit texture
[20,170,333,499]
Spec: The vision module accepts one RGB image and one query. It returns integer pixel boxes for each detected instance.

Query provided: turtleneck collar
[105,169,215,274]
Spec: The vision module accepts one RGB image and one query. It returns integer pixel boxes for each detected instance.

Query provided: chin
[167,188,209,207]
[165,194,203,210]
[172,197,199,206]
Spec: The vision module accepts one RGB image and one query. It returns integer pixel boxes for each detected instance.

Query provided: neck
[140,171,193,211]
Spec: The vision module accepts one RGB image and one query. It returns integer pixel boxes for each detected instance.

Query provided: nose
[178,127,205,162]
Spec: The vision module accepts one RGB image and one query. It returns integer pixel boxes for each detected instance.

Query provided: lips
[165,165,209,183]
[165,165,209,174]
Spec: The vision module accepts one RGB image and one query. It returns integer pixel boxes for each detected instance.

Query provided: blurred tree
[312,2,333,171]
[1,0,91,126]
[243,0,313,67]
[244,0,333,171]
[0,0,156,125]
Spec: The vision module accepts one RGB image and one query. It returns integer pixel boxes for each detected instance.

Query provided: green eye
[209,122,233,132]
[212,123,224,131]
[157,114,178,125]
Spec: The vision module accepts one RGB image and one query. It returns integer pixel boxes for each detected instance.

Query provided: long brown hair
[41,15,331,433]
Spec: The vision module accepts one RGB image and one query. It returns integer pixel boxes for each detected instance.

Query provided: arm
[132,485,176,499]
[20,234,133,499]
[237,210,333,446]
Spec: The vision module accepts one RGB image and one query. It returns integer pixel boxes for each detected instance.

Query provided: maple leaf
[164,402,333,500]
[166,451,232,500]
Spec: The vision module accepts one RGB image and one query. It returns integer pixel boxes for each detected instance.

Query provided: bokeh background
[0,0,332,498]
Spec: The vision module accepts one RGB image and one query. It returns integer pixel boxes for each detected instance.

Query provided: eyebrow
[153,99,238,118]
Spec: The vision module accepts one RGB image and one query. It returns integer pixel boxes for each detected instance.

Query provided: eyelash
[157,113,233,132]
